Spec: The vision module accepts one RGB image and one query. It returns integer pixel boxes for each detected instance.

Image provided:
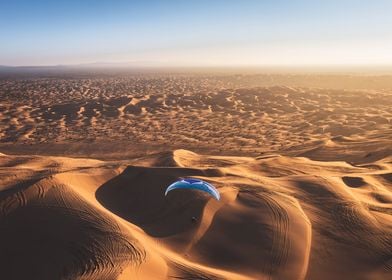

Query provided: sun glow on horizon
[1,0,391,67]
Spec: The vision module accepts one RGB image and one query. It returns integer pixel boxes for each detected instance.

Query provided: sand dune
[0,148,390,279]
[0,73,391,279]
[1,75,391,158]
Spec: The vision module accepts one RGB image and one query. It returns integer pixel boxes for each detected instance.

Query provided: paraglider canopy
[165,178,220,201]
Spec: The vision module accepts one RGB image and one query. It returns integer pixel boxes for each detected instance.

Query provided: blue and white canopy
[165,178,220,201]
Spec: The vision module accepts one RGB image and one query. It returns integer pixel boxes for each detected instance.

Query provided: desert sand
[0,72,391,279]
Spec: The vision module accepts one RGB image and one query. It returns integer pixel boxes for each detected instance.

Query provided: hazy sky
[1,0,392,66]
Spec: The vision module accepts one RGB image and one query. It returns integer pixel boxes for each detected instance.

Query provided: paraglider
[165,178,220,201]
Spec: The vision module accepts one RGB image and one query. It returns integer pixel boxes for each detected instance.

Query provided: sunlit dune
[0,73,391,279]
[1,74,391,159]
[0,147,391,279]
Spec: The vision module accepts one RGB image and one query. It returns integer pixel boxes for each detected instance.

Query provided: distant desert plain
[0,70,391,280]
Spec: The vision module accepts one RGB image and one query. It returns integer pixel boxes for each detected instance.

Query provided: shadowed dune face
[96,166,215,238]
[342,176,367,188]
[0,178,144,280]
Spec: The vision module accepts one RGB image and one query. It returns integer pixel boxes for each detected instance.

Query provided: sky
[1,0,392,67]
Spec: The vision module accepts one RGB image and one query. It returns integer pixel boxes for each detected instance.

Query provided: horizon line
[2,62,392,69]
